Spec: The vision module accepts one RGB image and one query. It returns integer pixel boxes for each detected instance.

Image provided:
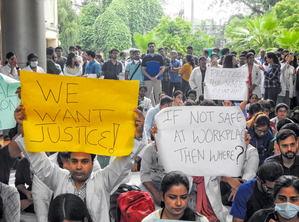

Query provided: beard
[282,150,296,159]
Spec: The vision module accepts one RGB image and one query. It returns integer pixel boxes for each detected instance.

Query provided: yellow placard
[20,71,139,156]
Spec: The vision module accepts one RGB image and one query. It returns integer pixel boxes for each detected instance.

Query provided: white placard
[204,67,248,100]
[155,106,246,177]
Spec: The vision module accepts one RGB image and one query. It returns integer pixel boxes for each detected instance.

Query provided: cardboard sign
[20,71,139,156]
[155,106,246,177]
[0,74,20,129]
[204,67,248,100]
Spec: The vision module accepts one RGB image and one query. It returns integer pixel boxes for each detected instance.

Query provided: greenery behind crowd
[58,0,299,59]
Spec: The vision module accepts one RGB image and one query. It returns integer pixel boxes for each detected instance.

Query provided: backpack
[109,184,141,222]
[117,190,155,222]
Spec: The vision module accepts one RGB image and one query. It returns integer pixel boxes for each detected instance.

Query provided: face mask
[134,60,140,63]
[30,61,38,67]
[275,202,299,219]
[121,59,125,62]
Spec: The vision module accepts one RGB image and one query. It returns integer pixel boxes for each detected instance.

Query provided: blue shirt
[141,53,164,81]
[125,60,143,86]
[144,106,160,140]
[85,60,102,77]
[257,57,264,65]
[230,179,256,220]
[170,59,181,83]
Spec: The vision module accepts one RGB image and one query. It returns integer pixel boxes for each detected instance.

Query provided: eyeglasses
[278,110,287,113]
[240,58,247,60]
[248,57,254,59]
[256,128,269,134]
[140,90,147,93]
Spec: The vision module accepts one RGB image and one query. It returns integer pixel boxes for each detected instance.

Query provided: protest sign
[20,70,139,156]
[204,67,248,100]
[0,74,20,130]
[155,106,246,177]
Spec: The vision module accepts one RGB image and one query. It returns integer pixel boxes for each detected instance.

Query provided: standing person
[184,45,199,66]
[142,171,208,222]
[177,52,183,64]
[164,47,169,57]
[141,42,165,104]
[179,54,194,95]
[55,47,67,72]
[76,45,83,57]
[85,50,101,78]
[82,52,88,76]
[138,86,152,118]
[257,49,266,65]
[249,175,299,222]
[101,48,122,80]
[126,48,136,63]
[46,47,61,74]
[125,49,143,86]
[119,51,127,80]
[213,48,220,59]
[63,52,82,77]
[158,47,171,96]
[259,52,281,103]
[244,52,262,99]
[22,53,45,73]
[218,48,230,66]
[202,50,211,64]
[210,53,221,68]
[169,50,182,95]
[69,46,82,65]
[189,56,206,97]
[239,54,247,67]
[0,52,20,80]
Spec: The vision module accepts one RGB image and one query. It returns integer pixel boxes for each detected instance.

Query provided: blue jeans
[264,87,280,104]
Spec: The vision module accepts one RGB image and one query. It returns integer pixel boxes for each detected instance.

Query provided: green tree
[133,32,163,53]
[58,0,80,53]
[79,2,101,50]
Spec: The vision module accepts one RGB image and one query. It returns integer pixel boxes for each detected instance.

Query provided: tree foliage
[134,32,163,54]
[57,0,80,53]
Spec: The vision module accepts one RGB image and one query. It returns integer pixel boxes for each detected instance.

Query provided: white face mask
[30,61,38,67]
[134,60,140,63]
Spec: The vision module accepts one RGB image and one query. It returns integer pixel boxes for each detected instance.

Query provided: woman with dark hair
[222,54,236,68]
[259,52,281,103]
[0,52,20,80]
[63,52,82,76]
[247,112,273,165]
[48,193,92,222]
[172,90,183,106]
[142,171,208,221]
[23,53,45,73]
[246,94,259,111]
[277,52,296,107]
[249,175,299,222]
[179,54,195,95]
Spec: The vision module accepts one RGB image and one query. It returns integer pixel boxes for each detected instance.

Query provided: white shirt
[22,65,45,73]
[0,64,20,80]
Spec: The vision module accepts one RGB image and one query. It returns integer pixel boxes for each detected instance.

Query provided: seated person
[48,193,92,222]
[139,141,165,206]
[142,171,208,222]
[266,129,299,178]
[230,161,284,222]
[248,175,299,222]
[270,103,293,134]
[0,182,20,222]
[15,157,34,213]
[246,102,264,121]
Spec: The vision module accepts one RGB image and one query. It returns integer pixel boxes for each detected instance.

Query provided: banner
[20,71,139,156]
[204,67,248,100]
[155,106,246,177]
[0,74,20,129]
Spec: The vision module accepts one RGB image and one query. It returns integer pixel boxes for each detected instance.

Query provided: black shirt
[266,154,299,178]
[102,59,122,80]
[56,56,67,72]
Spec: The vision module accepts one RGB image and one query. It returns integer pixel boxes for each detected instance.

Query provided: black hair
[254,114,270,128]
[185,99,196,106]
[277,119,293,132]
[148,42,155,47]
[248,93,258,102]
[47,47,55,56]
[213,47,220,53]
[133,49,140,55]
[241,50,248,56]
[185,54,195,68]
[203,49,209,55]
[198,56,206,62]
[158,47,165,52]
[48,194,92,222]
[223,54,234,68]
[258,100,271,111]
[275,103,289,113]
[276,129,297,145]
[68,152,96,162]
[27,53,38,62]
[198,94,204,102]
[160,171,201,221]
[95,54,102,59]
[266,52,279,65]
[160,96,174,106]
[186,45,193,50]
[281,123,299,137]
[221,47,230,55]
[109,48,119,54]
[86,50,95,58]
[76,45,82,50]
[257,161,284,182]
[187,89,197,98]
[200,100,216,106]
[69,46,76,51]
[231,50,237,56]
[6,52,15,60]
[55,47,63,52]
[164,47,169,51]
[248,103,264,117]
[172,90,183,97]
[66,52,79,68]
[139,85,148,91]
[246,52,255,59]
[248,49,256,55]
[120,51,126,57]
[273,176,299,200]
[159,91,166,97]
[277,47,284,52]
[0,196,3,221]
[267,99,276,109]
[282,49,289,54]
